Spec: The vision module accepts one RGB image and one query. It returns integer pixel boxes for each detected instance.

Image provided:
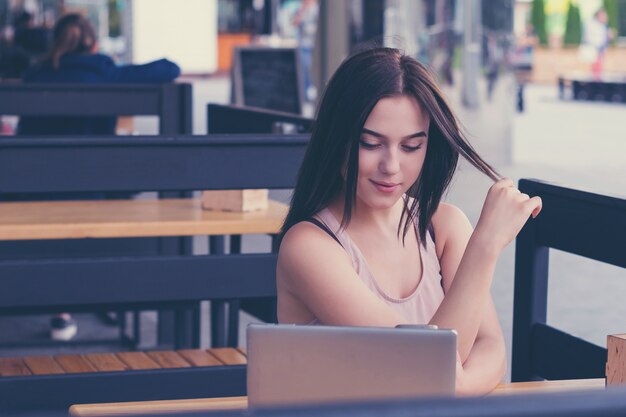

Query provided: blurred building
[1,0,517,162]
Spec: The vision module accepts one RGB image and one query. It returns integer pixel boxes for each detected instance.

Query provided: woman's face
[355,95,430,211]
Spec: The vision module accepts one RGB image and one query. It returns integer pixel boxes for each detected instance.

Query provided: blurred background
[0,0,625,382]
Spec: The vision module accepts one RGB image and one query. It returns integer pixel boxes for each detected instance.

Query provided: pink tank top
[313,208,445,324]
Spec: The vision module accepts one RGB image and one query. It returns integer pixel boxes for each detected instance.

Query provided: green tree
[604,0,619,32]
[108,0,122,38]
[563,2,582,45]
[531,0,548,45]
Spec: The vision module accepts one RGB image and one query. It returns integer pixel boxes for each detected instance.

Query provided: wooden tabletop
[0,198,288,240]
[70,379,607,416]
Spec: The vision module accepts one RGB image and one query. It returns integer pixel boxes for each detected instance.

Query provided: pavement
[1,77,624,383]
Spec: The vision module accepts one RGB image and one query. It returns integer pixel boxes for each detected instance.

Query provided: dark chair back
[512,179,626,381]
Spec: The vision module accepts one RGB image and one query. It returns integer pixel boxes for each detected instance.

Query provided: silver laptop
[247,324,457,407]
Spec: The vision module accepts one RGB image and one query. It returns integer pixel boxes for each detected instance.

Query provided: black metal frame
[207,103,313,134]
[512,178,626,381]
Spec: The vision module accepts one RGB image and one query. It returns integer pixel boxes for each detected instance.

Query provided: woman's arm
[429,179,540,363]
[455,298,506,395]
[114,58,180,83]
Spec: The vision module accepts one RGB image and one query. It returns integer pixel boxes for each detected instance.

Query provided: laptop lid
[247,324,457,408]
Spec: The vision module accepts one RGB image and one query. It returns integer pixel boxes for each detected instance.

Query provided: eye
[402,144,423,152]
[359,139,380,149]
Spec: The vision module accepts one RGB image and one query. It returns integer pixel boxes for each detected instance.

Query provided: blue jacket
[18,53,180,135]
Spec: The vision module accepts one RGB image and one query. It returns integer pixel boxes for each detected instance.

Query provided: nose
[379,147,400,175]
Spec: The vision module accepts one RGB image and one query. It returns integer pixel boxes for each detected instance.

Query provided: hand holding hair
[472,178,543,255]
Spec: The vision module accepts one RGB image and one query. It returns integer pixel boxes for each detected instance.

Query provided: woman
[18,13,180,135]
[277,48,542,395]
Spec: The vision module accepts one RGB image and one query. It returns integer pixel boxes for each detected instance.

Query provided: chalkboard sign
[232,47,303,115]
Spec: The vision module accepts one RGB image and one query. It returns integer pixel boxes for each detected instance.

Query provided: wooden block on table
[606,334,626,385]
[201,189,268,212]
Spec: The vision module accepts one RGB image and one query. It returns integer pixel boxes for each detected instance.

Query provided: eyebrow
[362,128,427,139]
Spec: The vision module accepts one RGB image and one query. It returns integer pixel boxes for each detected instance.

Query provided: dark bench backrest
[207,103,313,134]
[0,83,192,134]
[512,178,626,381]
[0,135,307,193]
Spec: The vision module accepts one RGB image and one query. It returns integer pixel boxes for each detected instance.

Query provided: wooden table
[70,379,607,416]
[0,197,288,348]
[0,198,288,240]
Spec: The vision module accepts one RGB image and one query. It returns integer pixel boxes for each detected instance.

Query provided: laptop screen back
[247,324,456,407]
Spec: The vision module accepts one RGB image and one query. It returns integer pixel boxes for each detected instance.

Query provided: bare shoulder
[279,220,342,260]
[278,220,350,286]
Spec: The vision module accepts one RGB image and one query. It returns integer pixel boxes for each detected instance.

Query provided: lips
[370,179,400,193]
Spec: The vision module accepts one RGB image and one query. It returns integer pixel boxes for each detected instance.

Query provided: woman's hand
[473,178,542,255]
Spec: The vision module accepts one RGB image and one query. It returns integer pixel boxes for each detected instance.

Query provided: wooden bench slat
[236,347,247,357]
[83,353,128,372]
[177,349,223,367]
[208,348,247,365]
[146,351,191,369]
[116,352,160,370]
[55,355,97,373]
[23,356,65,375]
[0,357,32,376]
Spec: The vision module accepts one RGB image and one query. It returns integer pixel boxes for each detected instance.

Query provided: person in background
[292,0,318,103]
[13,13,179,341]
[513,22,537,112]
[18,13,180,135]
[277,48,542,395]
[583,8,615,79]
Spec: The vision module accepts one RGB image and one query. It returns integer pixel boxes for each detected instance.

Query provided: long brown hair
[282,47,500,245]
[48,13,97,69]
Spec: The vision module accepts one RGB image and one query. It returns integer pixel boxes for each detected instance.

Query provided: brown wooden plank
[208,348,247,365]
[146,351,191,369]
[23,356,65,375]
[116,352,160,370]
[236,347,247,357]
[177,349,223,367]
[0,357,32,376]
[492,379,606,395]
[83,353,128,372]
[55,355,97,374]
[69,397,248,417]
[0,199,287,241]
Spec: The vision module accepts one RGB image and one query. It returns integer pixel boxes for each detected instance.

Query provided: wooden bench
[0,347,247,376]
[0,83,194,348]
[0,135,307,350]
[0,135,307,412]
[0,348,248,412]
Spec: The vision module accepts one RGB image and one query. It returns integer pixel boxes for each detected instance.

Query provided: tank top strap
[304,217,343,248]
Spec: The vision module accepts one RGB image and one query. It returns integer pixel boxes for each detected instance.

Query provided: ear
[90,41,99,53]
